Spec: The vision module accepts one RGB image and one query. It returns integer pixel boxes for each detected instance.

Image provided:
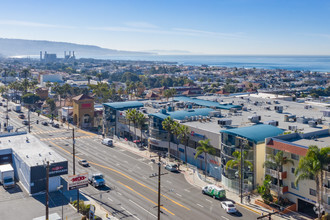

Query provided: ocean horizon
[95,54,330,72]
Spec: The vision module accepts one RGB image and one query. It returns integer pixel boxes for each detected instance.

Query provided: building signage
[49,165,68,176]
[68,173,89,190]
[190,131,205,138]
[81,103,91,109]
[209,159,220,166]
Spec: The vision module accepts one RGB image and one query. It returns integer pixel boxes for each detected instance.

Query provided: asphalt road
[2,101,260,220]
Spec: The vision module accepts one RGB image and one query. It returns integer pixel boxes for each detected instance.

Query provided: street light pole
[157,154,161,220]
[46,161,49,220]
[72,128,79,214]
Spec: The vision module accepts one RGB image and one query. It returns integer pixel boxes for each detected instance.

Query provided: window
[291,153,299,160]
[291,182,299,190]
[291,168,295,174]
[309,189,316,196]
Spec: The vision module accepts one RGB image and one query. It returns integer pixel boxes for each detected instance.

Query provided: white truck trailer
[13,104,21,112]
[0,164,15,189]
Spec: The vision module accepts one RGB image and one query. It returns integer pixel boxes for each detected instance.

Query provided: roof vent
[39,153,42,157]
[26,155,29,158]
[49,152,52,155]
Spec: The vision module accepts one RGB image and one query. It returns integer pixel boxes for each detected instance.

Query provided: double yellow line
[49,141,190,216]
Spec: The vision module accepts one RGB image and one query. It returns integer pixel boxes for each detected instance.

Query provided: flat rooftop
[0,133,66,167]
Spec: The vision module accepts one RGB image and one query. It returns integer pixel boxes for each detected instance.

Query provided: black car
[18,114,25,119]
[41,121,48,126]
[52,123,60,128]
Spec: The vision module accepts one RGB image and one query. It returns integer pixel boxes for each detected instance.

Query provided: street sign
[68,173,88,190]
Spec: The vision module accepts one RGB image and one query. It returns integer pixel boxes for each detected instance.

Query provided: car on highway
[41,121,48,126]
[3,104,7,108]
[101,138,113,147]
[165,164,179,172]
[22,120,29,125]
[88,173,105,187]
[2,99,5,102]
[52,123,59,128]
[0,103,2,106]
[18,114,25,119]
[78,159,89,167]
[221,201,237,213]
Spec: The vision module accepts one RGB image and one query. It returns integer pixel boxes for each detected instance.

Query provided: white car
[102,138,113,147]
[221,201,237,213]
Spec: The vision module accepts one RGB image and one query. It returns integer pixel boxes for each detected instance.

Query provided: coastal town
[0,54,329,220]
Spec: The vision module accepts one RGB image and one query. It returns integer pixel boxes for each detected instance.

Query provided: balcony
[266,168,287,180]
[271,184,288,194]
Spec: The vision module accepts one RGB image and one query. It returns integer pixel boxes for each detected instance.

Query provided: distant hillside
[0,38,153,58]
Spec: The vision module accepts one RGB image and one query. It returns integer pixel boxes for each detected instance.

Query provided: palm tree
[137,112,147,146]
[194,139,216,178]
[162,117,175,158]
[263,151,294,201]
[126,109,132,140]
[226,150,254,193]
[295,145,330,219]
[96,73,102,82]
[130,109,139,140]
[178,124,190,165]
[171,121,181,160]
[87,75,92,85]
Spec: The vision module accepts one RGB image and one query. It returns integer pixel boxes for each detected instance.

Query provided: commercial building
[103,101,144,138]
[0,132,68,194]
[72,94,94,128]
[220,125,284,192]
[265,129,330,216]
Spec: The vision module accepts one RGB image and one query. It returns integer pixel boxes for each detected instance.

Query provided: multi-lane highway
[2,100,260,220]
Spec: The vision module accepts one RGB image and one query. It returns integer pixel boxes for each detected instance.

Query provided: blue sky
[0,0,330,55]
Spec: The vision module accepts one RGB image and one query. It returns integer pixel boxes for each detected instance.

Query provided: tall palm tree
[263,151,294,201]
[194,139,216,178]
[137,112,147,145]
[295,145,330,219]
[125,109,132,140]
[226,150,254,192]
[178,124,190,165]
[171,121,181,160]
[162,117,175,158]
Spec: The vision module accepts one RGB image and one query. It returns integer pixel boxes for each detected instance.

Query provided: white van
[102,138,113,147]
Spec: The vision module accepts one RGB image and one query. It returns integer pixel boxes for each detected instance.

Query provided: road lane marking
[118,181,175,216]
[108,197,113,202]
[166,180,172,184]
[129,199,157,219]
[49,141,190,211]
[197,204,203,208]
[221,216,229,220]
[121,206,141,220]
[176,193,182,197]
[205,199,213,203]
[117,192,122,196]
[184,189,190,192]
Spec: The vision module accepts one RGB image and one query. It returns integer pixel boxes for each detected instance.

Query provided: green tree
[226,150,254,194]
[163,88,176,101]
[178,124,190,165]
[171,121,181,159]
[22,93,40,105]
[257,175,273,204]
[96,73,102,82]
[162,117,175,158]
[295,146,330,219]
[263,151,294,201]
[46,98,56,113]
[194,139,216,178]
[137,112,147,145]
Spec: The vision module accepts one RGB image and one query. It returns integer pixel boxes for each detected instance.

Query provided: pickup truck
[88,173,105,187]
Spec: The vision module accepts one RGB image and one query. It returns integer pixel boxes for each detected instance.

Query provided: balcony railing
[265,168,287,180]
[271,184,288,194]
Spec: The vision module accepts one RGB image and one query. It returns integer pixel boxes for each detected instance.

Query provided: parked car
[49,120,54,125]
[41,121,48,126]
[52,123,59,128]
[22,120,29,125]
[101,138,113,147]
[202,185,226,199]
[3,104,7,108]
[165,164,179,172]
[18,114,25,119]
[221,201,237,213]
[0,103,2,106]
[78,159,89,167]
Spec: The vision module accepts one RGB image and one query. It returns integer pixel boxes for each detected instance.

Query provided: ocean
[95,55,330,72]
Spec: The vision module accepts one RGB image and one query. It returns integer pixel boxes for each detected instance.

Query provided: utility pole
[5,97,8,130]
[46,161,49,220]
[72,128,79,214]
[149,153,167,220]
[28,106,31,133]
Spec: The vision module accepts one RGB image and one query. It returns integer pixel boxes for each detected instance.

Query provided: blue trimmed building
[220,124,284,192]
[103,101,144,138]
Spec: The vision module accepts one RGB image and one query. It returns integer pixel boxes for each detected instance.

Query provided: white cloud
[89,25,244,39]
[0,20,74,29]
[124,22,158,29]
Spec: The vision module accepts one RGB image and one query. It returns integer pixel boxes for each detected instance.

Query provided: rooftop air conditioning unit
[288,125,298,131]
[218,119,232,127]
[248,115,261,123]
[274,106,283,113]
[264,120,279,127]
[308,120,317,128]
